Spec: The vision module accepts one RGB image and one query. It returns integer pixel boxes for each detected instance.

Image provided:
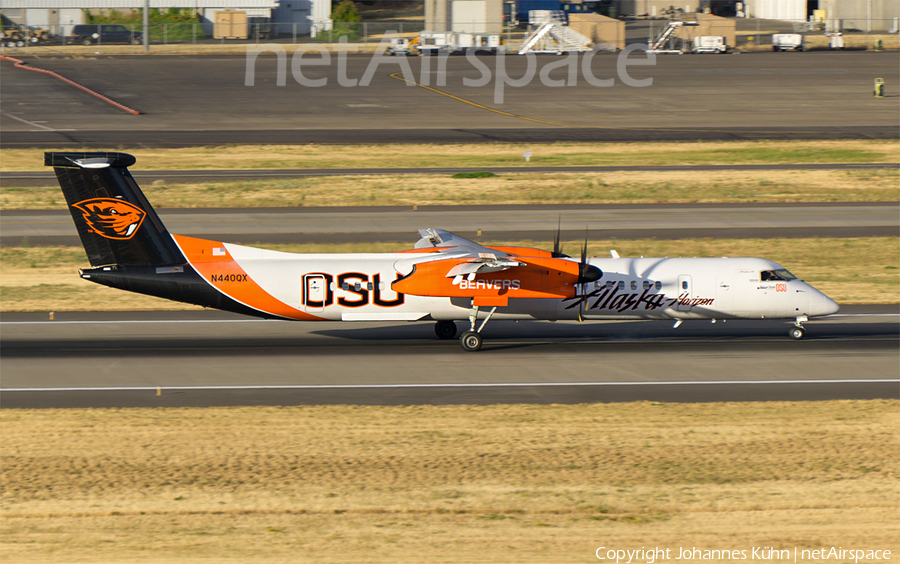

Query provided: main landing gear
[790,316,808,340]
[434,320,458,340]
[459,305,498,352]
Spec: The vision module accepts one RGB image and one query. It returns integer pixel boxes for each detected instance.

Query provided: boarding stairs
[646,12,699,54]
[518,11,592,54]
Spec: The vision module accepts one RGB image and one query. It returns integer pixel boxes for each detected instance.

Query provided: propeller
[551,215,567,258]
[568,227,603,322]
[577,227,602,284]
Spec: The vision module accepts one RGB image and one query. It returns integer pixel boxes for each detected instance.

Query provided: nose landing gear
[790,315,808,340]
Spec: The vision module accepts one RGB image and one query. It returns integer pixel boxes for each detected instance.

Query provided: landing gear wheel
[434,320,457,340]
[790,327,805,340]
[460,331,482,352]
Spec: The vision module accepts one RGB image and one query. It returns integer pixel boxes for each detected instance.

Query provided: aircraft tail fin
[46,152,185,267]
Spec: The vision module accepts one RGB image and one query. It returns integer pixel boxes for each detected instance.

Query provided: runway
[3,202,896,248]
[2,51,897,147]
[1,307,897,408]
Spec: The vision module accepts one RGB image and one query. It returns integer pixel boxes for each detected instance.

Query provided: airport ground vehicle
[417,31,503,55]
[387,37,411,55]
[0,22,54,47]
[692,35,727,53]
[772,33,805,51]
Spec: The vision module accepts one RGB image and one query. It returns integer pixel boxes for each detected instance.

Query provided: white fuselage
[224,243,839,323]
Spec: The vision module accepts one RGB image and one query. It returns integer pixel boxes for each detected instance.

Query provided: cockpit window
[760,269,798,282]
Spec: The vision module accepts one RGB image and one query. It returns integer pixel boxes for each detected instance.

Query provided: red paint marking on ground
[1,55,141,115]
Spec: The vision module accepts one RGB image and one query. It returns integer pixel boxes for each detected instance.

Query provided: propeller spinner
[577,229,602,284]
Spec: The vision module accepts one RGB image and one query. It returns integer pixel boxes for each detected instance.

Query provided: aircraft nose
[812,290,840,316]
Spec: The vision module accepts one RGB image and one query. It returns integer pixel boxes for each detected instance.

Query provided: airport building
[0,0,331,37]
[424,0,502,34]
[619,1,897,22]
[2,0,897,35]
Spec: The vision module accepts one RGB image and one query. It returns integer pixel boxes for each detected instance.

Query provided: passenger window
[630,281,637,290]
[643,281,651,290]
[681,281,688,290]
[617,281,624,290]
[655,281,662,290]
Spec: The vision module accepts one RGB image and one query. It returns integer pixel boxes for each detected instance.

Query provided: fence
[0,21,432,54]
[1,18,897,55]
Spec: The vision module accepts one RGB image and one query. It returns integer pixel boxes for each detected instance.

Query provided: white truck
[692,36,727,53]
[772,33,805,51]
[416,31,503,55]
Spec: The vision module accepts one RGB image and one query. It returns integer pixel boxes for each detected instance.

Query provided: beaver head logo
[72,198,146,240]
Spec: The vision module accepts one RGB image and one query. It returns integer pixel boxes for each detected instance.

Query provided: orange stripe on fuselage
[172,234,324,321]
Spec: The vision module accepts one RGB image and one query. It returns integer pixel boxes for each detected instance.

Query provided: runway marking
[3,379,898,393]
[828,313,899,317]
[0,109,55,131]
[387,72,821,135]
[389,72,578,127]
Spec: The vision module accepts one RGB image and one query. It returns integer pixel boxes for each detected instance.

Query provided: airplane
[47,151,840,351]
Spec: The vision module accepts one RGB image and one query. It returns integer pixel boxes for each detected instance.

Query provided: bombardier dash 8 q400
[49,152,840,351]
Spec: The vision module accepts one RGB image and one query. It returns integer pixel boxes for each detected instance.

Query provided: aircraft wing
[395,229,590,302]
[414,229,525,278]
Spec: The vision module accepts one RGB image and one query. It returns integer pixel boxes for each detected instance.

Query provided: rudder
[46,152,184,267]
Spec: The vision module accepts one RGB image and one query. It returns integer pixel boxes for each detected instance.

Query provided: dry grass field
[2,168,898,210]
[1,401,897,563]
[2,140,897,173]
[1,237,897,311]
